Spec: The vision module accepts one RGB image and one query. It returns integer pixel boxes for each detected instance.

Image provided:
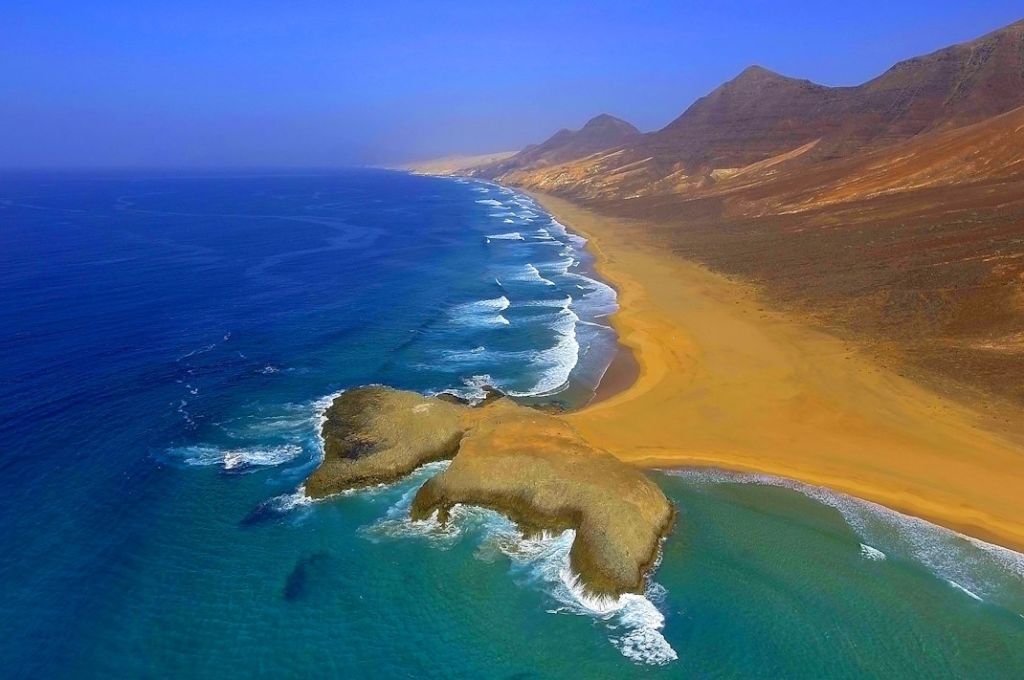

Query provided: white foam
[476,198,503,206]
[565,273,618,318]
[177,342,216,361]
[267,487,314,512]
[167,443,303,470]
[506,306,580,397]
[860,543,886,561]
[450,296,511,327]
[948,579,984,602]
[486,232,525,241]
[364,493,676,666]
[466,296,510,311]
[537,256,577,277]
[506,263,556,287]
[440,345,489,364]
[520,295,573,308]
[666,468,1024,604]
[312,390,345,465]
[433,374,496,404]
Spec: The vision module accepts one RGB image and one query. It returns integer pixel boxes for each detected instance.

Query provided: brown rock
[304,386,466,498]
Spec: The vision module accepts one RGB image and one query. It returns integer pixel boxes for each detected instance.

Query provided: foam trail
[363,494,676,666]
[432,374,496,404]
[312,390,345,465]
[506,307,580,397]
[520,295,573,308]
[476,198,503,206]
[169,388,343,475]
[450,297,511,327]
[506,263,556,287]
[166,444,303,470]
[486,232,525,241]
[565,272,618,318]
[440,346,489,364]
[860,544,886,561]
[948,579,984,601]
[666,468,1024,604]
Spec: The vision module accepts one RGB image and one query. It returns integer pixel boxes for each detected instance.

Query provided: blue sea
[1,169,1022,678]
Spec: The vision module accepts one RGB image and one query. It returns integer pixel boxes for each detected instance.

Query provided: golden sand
[534,193,1024,552]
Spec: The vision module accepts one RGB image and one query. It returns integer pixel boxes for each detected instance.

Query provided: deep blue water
[1,170,1022,678]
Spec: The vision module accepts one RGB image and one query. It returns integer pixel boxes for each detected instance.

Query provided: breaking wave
[165,443,303,470]
[450,296,511,327]
[486,231,525,241]
[504,263,556,287]
[666,468,1024,607]
[164,390,342,474]
[362,489,676,665]
[506,306,580,397]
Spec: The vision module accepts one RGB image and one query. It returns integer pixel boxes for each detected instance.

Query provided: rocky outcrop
[304,388,674,596]
[410,399,674,596]
[304,386,466,498]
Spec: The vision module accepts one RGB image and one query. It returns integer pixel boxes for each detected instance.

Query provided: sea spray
[166,443,304,470]
[163,389,343,474]
[361,487,678,666]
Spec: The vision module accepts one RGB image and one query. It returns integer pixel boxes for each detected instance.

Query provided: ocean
[1,169,1021,678]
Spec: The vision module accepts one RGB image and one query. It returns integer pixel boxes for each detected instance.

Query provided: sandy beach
[533,192,1024,553]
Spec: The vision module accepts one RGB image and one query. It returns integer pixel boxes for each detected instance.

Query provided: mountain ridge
[480,18,1024,195]
[474,113,640,178]
[473,18,1024,408]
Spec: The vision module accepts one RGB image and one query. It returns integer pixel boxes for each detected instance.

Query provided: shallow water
[1,169,1021,678]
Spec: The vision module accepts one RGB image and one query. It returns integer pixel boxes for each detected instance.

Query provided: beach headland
[307,386,674,597]
[531,191,1024,553]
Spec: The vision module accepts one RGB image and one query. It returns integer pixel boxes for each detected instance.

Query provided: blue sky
[1,1,1021,167]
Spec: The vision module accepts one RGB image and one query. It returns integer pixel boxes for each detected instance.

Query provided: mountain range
[469,18,1024,406]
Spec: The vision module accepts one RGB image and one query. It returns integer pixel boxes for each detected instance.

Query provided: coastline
[530,191,1024,554]
[588,344,639,405]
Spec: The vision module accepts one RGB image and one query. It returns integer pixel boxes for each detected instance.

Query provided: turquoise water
[1,170,1021,678]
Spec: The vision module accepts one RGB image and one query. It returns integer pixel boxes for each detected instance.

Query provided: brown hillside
[499,19,1024,200]
[476,113,639,178]
[484,20,1024,406]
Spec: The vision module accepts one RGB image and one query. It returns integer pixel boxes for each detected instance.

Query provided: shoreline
[588,344,639,406]
[529,190,1024,554]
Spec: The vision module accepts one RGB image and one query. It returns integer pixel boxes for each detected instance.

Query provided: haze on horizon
[2,0,1021,169]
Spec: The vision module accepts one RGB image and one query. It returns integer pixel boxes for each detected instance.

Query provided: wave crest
[363,491,676,666]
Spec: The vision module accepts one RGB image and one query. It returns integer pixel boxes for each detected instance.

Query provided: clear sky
[2,1,1021,168]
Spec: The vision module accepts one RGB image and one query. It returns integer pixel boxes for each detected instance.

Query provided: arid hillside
[589,109,1024,405]
[476,19,1024,407]
[484,19,1024,200]
[475,113,640,178]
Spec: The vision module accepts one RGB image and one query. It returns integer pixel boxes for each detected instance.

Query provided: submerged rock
[283,551,331,602]
[304,386,674,596]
